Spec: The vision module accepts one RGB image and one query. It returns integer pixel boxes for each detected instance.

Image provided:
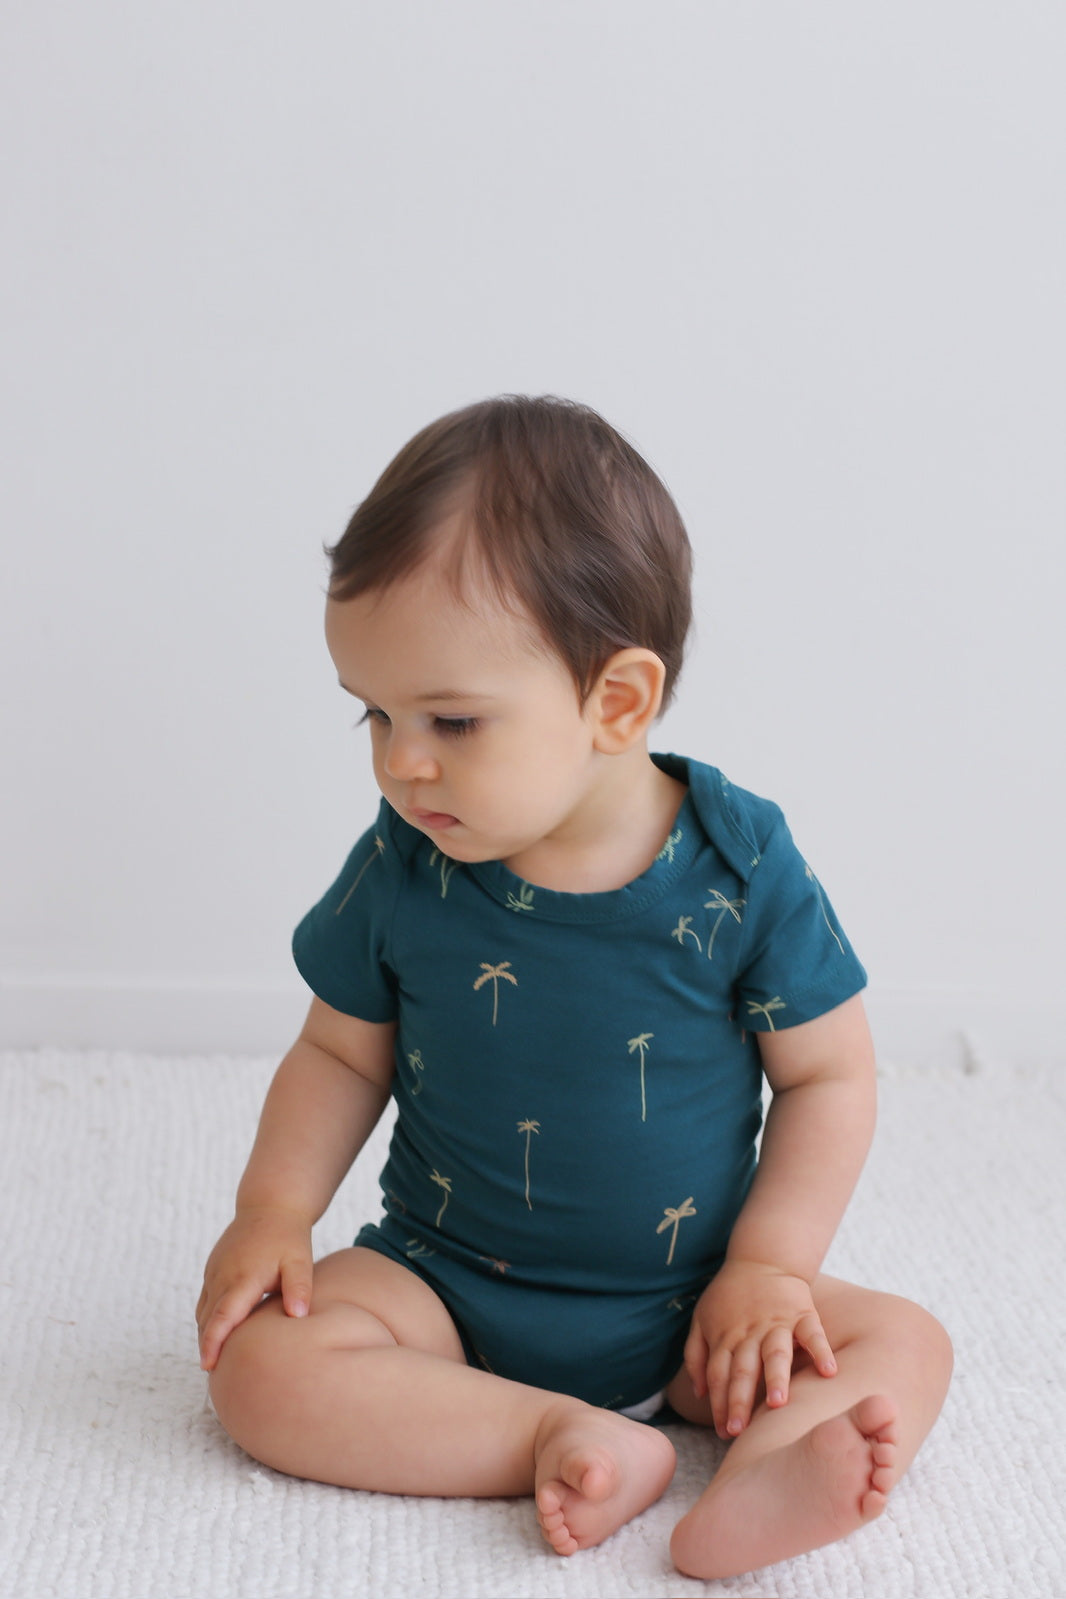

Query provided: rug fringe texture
[1,1048,1061,1599]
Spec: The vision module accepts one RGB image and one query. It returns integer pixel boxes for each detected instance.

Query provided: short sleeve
[732,804,867,1033]
[291,803,402,1022]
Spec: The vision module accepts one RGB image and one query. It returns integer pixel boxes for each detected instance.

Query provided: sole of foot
[670,1393,899,1580]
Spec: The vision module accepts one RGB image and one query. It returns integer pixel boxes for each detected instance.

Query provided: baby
[197,395,952,1581]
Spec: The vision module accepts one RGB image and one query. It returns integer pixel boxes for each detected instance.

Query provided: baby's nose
[383,730,439,782]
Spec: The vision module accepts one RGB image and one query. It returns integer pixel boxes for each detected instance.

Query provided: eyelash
[355,709,480,739]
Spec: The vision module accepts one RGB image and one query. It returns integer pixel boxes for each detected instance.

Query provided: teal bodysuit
[292,755,866,1409]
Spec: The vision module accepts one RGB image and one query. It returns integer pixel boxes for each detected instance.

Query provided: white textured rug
[1,1047,1062,1599]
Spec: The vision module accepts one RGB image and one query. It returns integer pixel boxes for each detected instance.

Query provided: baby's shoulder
[678,757,789,884]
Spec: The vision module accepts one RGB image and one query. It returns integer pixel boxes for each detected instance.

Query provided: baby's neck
[504,753,687,895]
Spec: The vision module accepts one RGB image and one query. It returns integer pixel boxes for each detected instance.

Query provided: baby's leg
[668,1275,953,1581]
[209,1246,675,1548]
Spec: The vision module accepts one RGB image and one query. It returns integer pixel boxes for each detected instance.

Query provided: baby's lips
[410,808,459,829]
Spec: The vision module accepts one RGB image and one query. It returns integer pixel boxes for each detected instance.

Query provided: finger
[199,1298,241,1372]
[197,1283,261,1371]
[682,1320,711,1398]
[706,1344,735,1438]
[198,1310,229,1373]
[724,1339,763,1436]
[795,1311,838,1377]
[760,1327,796,1407]
[280,1255,314,1320]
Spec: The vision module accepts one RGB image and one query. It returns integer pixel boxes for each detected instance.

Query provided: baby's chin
[411,821,498,863]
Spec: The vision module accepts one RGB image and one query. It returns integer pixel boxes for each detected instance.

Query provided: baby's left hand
[684,1259,837,1439]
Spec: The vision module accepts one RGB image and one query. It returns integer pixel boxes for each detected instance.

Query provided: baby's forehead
[326,562,553,673]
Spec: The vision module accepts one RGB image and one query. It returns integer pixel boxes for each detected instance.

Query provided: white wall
[3,3,1063,1065]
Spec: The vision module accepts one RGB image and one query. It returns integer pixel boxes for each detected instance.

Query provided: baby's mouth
[410,807,460,830]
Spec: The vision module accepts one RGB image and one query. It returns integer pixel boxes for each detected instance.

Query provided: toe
[854,1394,898,1441]
[860,1485,889,1521]
[536,1482,562,1515]
[576,1458,613,1503]
[540,1514,578,1556]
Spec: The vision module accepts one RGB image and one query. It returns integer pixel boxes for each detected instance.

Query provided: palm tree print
[746,996,787,1031]
[517,1119,540,1209]
[407,1049,426,1096]
[628,1033,654,1121]
[429,848,457,899]
[657,1197,698,1265]
[473,961,518,1025]
[430,1169,452,1227]
[335,835,385,916]
[657,828,683,864]
[703,889,746,959]
[804,863,845,954]
[479,1255,511,1274]
[671,915,702,953]
[506,883,535,913]
[405,1237,435,1260]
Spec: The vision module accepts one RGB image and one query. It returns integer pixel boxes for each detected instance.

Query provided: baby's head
[327,395,693,710]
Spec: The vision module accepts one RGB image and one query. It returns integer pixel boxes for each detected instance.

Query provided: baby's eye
[434,717,479,738]
[355,707,391,729]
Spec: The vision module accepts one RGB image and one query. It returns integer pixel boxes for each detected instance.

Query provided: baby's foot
[670,1393,899,1580]
[533,1401,676,1556]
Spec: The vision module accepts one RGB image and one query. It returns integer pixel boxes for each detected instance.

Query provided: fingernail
[768,1387,785,1405]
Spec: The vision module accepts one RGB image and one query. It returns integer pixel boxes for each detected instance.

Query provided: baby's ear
[589,649,667,754]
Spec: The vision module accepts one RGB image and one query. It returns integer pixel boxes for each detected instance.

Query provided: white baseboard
[0,975,1056,1069]
[864,987,1058,1073]
[0,975,310,1056]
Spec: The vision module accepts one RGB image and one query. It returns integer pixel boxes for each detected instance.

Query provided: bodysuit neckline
[466,786,700,926]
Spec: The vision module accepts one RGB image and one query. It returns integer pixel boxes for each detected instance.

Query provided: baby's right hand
[196,1206,314,1372]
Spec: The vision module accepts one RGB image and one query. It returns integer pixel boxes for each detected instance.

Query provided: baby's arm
[196,996,395,1371]
[684,993,876,1437]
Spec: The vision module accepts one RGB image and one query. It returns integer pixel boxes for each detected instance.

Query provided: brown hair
[326,395,693,707]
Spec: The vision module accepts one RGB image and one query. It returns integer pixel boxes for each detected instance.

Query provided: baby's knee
[208,1300,305,1456]
[916,1303,954,1381]
[879,1292,954,1381]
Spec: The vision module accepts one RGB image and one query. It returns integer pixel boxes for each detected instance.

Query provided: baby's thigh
[811,1272,954,1381]
[812,1273,937,1348]
[208,1247,468,1469]
[310,1245,469,1362]
[212,1244,467,1418]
